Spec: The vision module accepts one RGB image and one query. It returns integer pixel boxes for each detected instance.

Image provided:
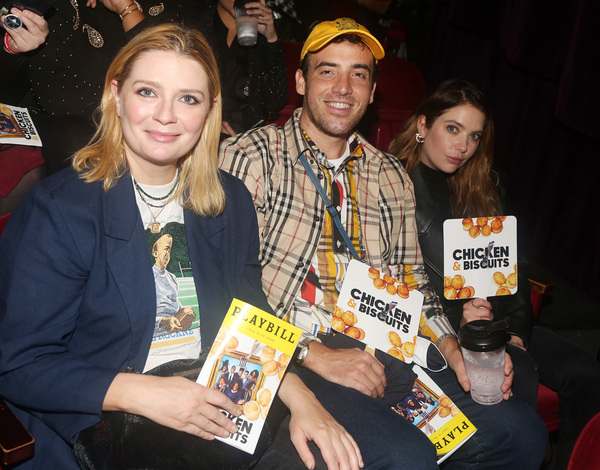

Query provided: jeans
[256,368,438,470]
[427,367,549,470]
[258,363,548,470]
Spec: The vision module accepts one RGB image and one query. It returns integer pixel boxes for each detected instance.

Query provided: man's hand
[438,336,470,391]
[2,9,48,53]
[159,315,183,333]
[303,342,386,398]
[279,373,363,470]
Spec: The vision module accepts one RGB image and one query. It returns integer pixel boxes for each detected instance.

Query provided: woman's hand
[104,373,241,439]
[2,9,48,53]
[460,297,493,327]
[221,120,237,137]
[245,1,278,42]
[438,336,514,400]
[500,352,514,400]
[97,0,133,14]
[97,0,144,31]
[278,373,363,470]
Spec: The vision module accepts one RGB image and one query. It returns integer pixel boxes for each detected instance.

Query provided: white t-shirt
[133,176,202,372]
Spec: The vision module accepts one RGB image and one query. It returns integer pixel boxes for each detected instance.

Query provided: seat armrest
[529,276,554,295]
[0,399,34,467]
[529,276,554,319]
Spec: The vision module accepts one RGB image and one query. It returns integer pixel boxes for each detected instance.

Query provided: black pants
[528,325,600,469]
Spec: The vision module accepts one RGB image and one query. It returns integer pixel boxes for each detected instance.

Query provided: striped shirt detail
[219,109,455,344]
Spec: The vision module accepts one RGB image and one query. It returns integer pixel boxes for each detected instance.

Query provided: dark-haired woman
[390,78,600,469]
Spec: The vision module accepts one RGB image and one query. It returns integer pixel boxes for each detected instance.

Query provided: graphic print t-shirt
[134,181,202,372]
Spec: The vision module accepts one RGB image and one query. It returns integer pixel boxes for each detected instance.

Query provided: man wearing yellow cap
[220,18,547,470]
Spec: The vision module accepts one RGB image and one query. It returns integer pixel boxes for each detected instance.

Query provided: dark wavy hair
[389,79,501,217]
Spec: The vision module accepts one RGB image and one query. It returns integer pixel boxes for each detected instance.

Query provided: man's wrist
[292,337,314,366]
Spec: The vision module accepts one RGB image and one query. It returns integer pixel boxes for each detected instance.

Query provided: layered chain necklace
[134,170,180,234]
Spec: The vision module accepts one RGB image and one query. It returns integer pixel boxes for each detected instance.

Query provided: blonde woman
[0,24,361,470]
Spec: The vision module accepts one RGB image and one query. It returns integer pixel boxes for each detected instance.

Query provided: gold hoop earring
[415,133,424,143]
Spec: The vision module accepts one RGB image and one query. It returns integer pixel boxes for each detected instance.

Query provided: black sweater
[410,162,534,344]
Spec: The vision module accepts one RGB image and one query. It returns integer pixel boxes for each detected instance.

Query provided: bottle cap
[458,318,509,352]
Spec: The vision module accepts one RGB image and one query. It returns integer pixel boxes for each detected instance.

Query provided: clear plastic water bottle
[458,319,509,405]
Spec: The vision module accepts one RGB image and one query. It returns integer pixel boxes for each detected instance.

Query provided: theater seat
[529,277,560,433]
[360,54,425,151]
[0,213,9,235]
[568,411,600,469]
[537,383,560,433]
[0,213,35,468]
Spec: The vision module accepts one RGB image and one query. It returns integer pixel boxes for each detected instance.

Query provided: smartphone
[1,0,54,17]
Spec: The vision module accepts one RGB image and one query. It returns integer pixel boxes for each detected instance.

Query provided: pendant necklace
[133,170,180,234]
[139,196,168,234]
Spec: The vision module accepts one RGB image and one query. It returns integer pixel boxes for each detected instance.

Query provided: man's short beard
[303,103,362,140]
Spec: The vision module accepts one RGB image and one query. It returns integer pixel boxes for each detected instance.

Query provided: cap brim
[302,30,385,61]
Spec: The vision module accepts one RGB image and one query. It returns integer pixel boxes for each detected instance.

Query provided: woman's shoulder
[218,169,256,217]
[219,169,253,198]
[27,167,103,208]
[37,166,96,191]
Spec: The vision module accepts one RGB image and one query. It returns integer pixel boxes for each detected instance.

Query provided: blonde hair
[389,79,501,217]
[72,23,226,216]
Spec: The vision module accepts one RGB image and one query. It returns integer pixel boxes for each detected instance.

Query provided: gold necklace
[139,196,169,234]
[133,174,180,234]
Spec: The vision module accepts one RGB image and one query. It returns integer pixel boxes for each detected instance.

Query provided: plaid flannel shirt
[219,109,455,345]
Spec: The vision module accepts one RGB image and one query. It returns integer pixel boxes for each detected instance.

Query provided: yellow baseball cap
[300,18,385,62]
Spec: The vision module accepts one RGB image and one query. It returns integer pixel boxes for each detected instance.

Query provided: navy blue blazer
[0,167,271,468]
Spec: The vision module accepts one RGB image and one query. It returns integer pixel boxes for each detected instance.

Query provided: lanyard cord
[299,153,362,261]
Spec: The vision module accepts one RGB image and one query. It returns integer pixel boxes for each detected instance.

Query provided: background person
[195,0,288,137]
[0,23,362,470]
[0,0,202,175]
